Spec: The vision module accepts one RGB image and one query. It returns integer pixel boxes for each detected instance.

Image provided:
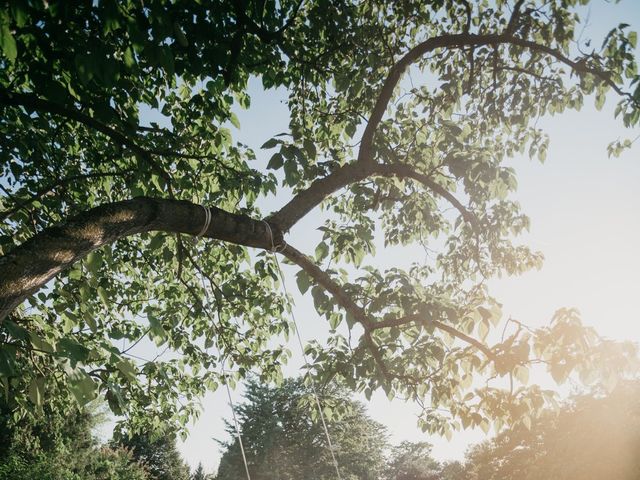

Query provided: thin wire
[200,271,252,480]
[194,214,252,480]
[263,221,343,480]
[223,375,252,480]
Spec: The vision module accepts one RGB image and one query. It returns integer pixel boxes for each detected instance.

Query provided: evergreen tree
[115,432,190,480]
[0,396,148,480]
[191,462,208,480]
[215,378,387,480]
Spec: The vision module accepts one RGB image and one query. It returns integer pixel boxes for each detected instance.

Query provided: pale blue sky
[130,1,640,473]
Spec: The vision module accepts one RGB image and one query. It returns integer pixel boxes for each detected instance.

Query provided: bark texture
[0,197,281,321]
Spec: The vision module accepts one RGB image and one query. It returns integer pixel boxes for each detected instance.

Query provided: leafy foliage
[459,381,640,480]
[0,0,638,438]
[0,394,149,480]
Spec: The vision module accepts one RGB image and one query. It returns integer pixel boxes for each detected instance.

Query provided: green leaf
[116,359,138,382]
[230,112,241,129]
[123,47,135,67]
[296,271,311,294]
[315,241,329,261]
[86,251,103,275]
[479,419,490,434]
[58,338,91,363]
[514,365,529,384]
[0,20,17,61]
[0,346,17,376]
[303,139,316,159]
[261,138,280,149]
[148,314,166,345]
[28,377,45,407]
[329,312,341,330]
[267,152,284,170]
[149,233,165,250]
[84,313,98,333]
[3,320,29,341]
[68,370,97,407]
[29,333,54,354]
[97,287,110,306]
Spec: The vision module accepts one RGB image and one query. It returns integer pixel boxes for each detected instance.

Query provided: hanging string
[222,372,252,480]
[194,206,252,480]
[263,221,343,480]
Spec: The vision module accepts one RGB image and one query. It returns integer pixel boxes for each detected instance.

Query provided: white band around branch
[262,220,286,252]
[196,205,211,238]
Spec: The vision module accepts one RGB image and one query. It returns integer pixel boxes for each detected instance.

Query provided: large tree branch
[374,164,478,229]
[356,22,637,165]
[281,244,395,381]
[356,32,505,165]
[507,37,639,106]
[273,26,633,231]
[0,197,282,322]
[268,162,373,231]
[270,161,476,232]
[281,243,373,330]
[281,243,494,378]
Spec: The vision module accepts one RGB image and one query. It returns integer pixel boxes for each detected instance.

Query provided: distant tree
[438,461,466,480]
[83,447,149,480]
[191,462,209,480]
[115,432,190,480]
[215,378,387,480]
[461,381,640,480]
[384,441,442,480]
[0,394,148,480]
[0,396,95,469]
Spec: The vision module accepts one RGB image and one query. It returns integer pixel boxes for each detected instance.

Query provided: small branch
[373,163,478,230]
[372,313,496,361]
[0,89,173,192]
[281,243,394,382]
[507,37,638,107]
[0,169,134,223]
[281,243,373,330]
[506,0,527,35]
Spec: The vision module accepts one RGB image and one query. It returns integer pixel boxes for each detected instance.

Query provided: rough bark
[0,197,281,321]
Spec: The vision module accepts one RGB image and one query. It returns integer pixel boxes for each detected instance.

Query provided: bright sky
[163,2,640,474]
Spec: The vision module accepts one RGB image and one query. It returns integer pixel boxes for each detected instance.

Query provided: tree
[215,378,388,480]
[459,380,640,480]
[191,463,209,480]
[385,441,442,480]
[0,392,149,480]
[114,432,190,480]
[0,0,638,435]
